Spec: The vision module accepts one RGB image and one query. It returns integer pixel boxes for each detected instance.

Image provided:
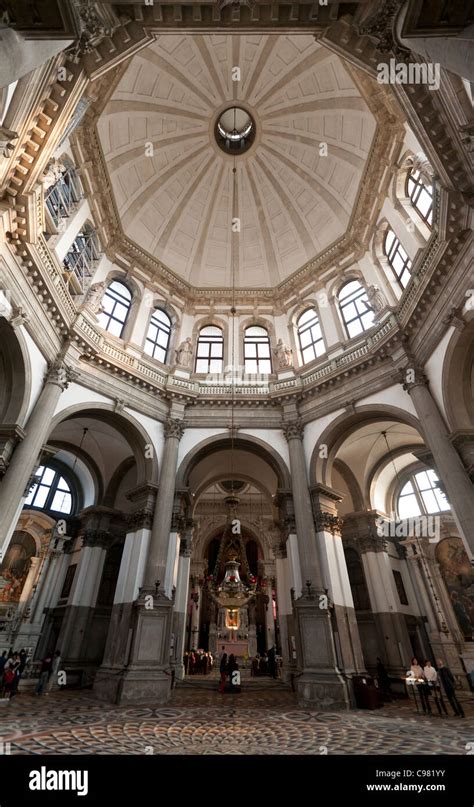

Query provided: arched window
[98,281,132,338]
[195,326,224,374]
[384,229,412,289]
[24,465,74,515]
[407,168,433,226]
[45,164,83,227]
[397,469,450,519]
[145,308,171,363]
[244,325,272,375]
[338,281,374,339]
[297,308,325,364]
[63,224,100,293]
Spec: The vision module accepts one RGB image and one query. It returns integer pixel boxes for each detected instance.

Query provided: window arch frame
[23,460,81,518]
[406,167,433,227]
[243,324,272,375]
[195,324,224,374]
[144,306,172,364]
[337,280,375,339]
[98,279,133,339]
[296,306,326,365]
[383,228,413,290]
[395,466,450,519]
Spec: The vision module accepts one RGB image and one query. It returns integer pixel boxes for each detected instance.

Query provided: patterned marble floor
[0,686,472,755]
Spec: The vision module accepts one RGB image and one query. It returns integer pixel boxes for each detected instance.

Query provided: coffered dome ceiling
[97,34,377,289]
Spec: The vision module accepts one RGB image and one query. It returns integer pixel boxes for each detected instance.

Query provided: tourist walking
[436,659,465,717]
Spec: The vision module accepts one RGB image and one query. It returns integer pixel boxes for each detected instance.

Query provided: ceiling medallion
[215,107,255,155]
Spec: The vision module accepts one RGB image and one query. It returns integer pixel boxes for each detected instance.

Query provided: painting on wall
[436,536,474,641]
[0,531,35,603]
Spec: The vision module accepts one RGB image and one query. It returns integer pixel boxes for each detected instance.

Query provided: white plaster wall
[53,383,112,417]
[424,326,453,420]
[177,428,225,467]
[127,409,165,466]
[303,410,345,469]
[22,328,47,421]
[357,384,418,418]
[242,428,290,469]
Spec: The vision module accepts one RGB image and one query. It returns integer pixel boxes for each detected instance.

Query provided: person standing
[411,657,431,714]
[35,652,53,695]
[424,660,448,716]
[267,646,277,679]
[3,653,21,699]
[218,652,228,693]
[436,659,465,717]
[47,650,62,693]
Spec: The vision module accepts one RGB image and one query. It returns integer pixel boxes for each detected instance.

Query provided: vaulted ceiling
[97,34,377,289]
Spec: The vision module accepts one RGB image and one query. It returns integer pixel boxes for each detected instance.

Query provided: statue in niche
[42,158,66,191]
[175,337,193,369]
[83,281,106,315]
[273,338,293,369]
[0,126,19,159]
[367,285,388,316]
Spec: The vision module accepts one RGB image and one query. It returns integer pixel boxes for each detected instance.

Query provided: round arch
[0,316,31,426]
[176,432,291,491]
[310,405,423,489]
[48,403,159,487]
[442,314,474,431]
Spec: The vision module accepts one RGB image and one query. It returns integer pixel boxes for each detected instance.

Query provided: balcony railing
[45,167,83,228]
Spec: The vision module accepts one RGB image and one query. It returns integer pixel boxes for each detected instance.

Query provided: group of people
[251,647,279,679]
[183,650,214,676]
[0,648,28,699]
[409,657,465,717]
[0,648,62,699]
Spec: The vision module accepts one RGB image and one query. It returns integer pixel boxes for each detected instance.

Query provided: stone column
[57,528,108,666]
[403,537,467,686]
[173,528,193,679]
[402,369,474,558]
[143,419,185,588]
[283,420,349,709]
[263,563,276,650]
[102,417,185,705]
[344,511,413,675]
[0,360,75,554]
[312,485,366,676]
[94,499,154,702]
[273,541,293,672]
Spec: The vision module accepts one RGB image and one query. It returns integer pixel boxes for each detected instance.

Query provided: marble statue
[367,285,387,315]
[175,337,193,368]
[84,281,106,315]
[273,338,293,369]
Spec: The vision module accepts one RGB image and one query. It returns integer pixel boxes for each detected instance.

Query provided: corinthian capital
[164,418,185,441]
[283,420,304,442]
[45,361,76,391]
[399,365,428,392]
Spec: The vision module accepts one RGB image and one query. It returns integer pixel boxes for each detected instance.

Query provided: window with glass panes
[244,326,272,375]
[195,326,224,373]
[338,281,374,339]
[384,229,412,289]
[297,308,325,364]
[98,281,132,338]
[24,465,73,515]
[397,469,450,519]
[145,308,171,363]
[407,168,433,226]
